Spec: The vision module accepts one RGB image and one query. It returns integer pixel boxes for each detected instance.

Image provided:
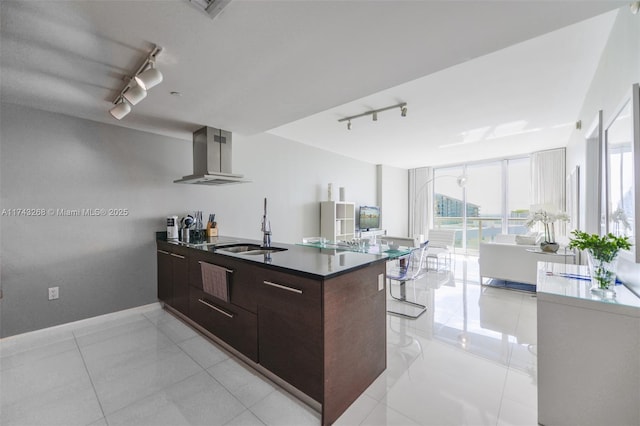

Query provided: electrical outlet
[48,286,59,300]
[378,274,385,291]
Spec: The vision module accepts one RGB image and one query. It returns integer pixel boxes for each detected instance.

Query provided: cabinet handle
[198,261,233,273]
[157,250,170,255]
[198,298,234,318]
[170,253,185,259]
[263,280,303,294]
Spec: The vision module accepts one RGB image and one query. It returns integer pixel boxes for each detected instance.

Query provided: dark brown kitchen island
[156,235,388,425]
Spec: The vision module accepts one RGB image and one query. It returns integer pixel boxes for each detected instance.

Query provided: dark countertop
[156,233,388,279]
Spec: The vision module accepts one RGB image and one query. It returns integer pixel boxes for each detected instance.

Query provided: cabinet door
[190,287,258,361]
[258,270,322,401]
[171,252,190,315]
[189,253,259,313]
[157,249,173,303]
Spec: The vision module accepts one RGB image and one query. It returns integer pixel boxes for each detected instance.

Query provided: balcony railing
[433,216,530,253]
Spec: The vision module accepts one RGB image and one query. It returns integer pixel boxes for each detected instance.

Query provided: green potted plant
[568,230,632,297]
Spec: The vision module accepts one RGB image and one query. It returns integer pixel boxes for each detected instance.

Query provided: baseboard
[0,302,162,343]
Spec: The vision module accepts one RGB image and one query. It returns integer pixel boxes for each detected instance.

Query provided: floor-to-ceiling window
[465,161,502,251]
[433,166,465,249]
[433,156,530,253]
[507,157,531,234]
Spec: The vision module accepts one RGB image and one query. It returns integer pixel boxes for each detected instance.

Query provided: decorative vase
[586,249,618,298]
[540,241,559,253]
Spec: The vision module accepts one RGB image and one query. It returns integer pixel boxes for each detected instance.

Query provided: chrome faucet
[261,197,271,247]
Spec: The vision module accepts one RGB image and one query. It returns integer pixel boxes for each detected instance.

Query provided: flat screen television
[359,206,381,231]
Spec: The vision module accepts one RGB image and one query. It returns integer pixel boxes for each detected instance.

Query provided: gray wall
[566,9,640,286]
[0,103,383,337]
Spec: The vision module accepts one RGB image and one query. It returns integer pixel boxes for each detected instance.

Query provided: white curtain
[530,148,566,237]
[409,167,433,240]
[530,148,566,211]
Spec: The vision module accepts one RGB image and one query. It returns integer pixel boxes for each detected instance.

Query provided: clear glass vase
[586,250,618,298]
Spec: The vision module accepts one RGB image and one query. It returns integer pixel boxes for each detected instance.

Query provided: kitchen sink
[217,244,262,253]
[216,244,287,255]
[241,248,287,255]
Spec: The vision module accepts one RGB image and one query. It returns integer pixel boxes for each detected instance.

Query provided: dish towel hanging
[200,262,230,302]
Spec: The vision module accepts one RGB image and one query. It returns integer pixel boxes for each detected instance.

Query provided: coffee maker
[166,215,179,240]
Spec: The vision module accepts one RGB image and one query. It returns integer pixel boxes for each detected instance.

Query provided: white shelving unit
[320,201,356,242]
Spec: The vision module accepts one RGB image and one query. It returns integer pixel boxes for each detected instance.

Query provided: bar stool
[387,241,429,319]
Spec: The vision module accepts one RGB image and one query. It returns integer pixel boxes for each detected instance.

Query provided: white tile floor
[0,255,538,426]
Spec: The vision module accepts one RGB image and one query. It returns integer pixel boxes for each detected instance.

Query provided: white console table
[537,261,640,426]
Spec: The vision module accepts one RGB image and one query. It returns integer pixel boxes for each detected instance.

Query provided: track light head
[109,99,131,120]
[123,84,147,105]
[135,65,163,90]
[347,120,352,130]
[372,112,378,121]
[401,106,407,117]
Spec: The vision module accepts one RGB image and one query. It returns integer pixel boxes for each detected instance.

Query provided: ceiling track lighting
[189,0,234,19]
[338,102,407,130]
[109,44,163,120]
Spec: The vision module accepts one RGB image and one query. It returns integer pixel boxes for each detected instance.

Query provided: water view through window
[434,157,530,253]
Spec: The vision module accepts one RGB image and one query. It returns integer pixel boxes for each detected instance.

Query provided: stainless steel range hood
[174,126,249,185]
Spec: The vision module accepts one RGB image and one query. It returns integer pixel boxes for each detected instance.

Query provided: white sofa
[479,241,541,284]
[480,232,578,286]
[478,232,569,285]
[382,236,417,248]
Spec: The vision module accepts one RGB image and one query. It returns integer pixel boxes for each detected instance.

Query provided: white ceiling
[270,9,619,168]
[0,0,627,169]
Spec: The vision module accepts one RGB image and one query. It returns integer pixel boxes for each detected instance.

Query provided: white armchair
[425,229,455,271]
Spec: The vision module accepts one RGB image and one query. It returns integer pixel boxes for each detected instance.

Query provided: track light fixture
[109,44,163,120]
[189,0,234,19]
[338,102,407,129]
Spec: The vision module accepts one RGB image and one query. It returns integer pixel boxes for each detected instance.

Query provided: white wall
[566,9,640,285]
[0,104,379,337]
[231,132,378,241]
[376,164,409,236]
